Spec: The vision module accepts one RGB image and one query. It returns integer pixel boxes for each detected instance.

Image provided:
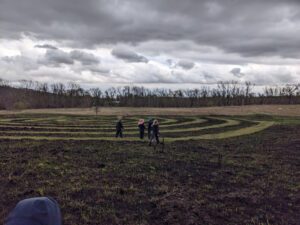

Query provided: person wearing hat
[4,197,62,225]
[138,119,145,139]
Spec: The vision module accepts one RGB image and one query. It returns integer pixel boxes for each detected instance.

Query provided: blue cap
[5,197,62,225]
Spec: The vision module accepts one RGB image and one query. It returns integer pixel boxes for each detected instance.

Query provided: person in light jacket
[147,118,154,139]
[149,119,160,146]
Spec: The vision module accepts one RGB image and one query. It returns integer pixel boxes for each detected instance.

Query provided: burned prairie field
[0,114,299,225]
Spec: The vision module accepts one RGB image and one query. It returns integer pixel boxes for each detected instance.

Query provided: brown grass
[0,105,300,116]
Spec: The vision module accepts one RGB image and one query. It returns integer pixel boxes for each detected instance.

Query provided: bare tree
[90,88,102,115]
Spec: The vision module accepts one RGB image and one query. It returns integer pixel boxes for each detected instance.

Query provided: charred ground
[0,115,299,225]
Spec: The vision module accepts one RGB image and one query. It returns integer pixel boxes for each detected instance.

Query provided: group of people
[115,117,160,145]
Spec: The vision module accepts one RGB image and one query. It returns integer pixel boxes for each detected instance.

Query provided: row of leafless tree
[0,78,299,109]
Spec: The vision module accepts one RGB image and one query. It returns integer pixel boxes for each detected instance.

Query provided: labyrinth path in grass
[0,114,274,141]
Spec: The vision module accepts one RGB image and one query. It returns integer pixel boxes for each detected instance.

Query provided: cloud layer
[0,0,299,87]
[111,47,148,63]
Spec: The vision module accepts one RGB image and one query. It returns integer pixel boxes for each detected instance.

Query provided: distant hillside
[0,86,92,110]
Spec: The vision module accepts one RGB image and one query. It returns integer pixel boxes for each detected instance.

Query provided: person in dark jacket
[147,118,154,139]
[115,119,124,138]
[149,119,160,146]
[138,119,145,139]
[5,197,62,225]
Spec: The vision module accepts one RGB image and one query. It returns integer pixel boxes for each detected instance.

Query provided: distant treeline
[0,79,299,110]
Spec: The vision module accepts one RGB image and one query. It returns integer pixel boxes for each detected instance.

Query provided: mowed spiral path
[0,115,274,142]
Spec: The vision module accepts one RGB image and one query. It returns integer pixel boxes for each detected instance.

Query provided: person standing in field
[147,117,154,139]
[138,119,145,139]
[149,119,160,146]
[115,119,124,138]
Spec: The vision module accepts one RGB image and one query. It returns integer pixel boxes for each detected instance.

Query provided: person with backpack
[4,197,62,225]
[149,119,160,146]
[115,119,124,138]
[138,119,145,139]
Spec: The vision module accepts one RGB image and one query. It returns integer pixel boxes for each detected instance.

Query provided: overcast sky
[0,0,299,88]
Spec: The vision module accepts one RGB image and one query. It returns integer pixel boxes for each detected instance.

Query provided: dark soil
[0,124,299,225]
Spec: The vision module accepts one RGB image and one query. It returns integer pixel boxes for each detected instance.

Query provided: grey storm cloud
[34,44,58,50]
[1,0,300,59]
[70,50,100,65]
[111,48,148,63]
[230,68,244,78]
[43,49,74,65]
[177,60,195,70]
[41,49,100,66]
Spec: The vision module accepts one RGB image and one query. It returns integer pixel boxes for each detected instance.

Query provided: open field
[1,104,300,116]
[0,114,278,141]
[0,113,299,225]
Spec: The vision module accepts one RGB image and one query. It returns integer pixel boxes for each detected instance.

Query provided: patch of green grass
[0,114,298,142]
